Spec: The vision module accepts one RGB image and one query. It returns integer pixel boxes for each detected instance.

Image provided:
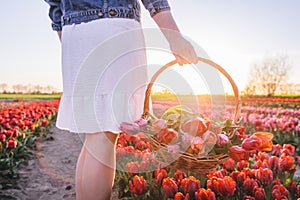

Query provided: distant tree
[243,55,290,96]
[0,83,8,93]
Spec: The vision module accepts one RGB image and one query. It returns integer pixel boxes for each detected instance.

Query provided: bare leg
[75,132,119,200]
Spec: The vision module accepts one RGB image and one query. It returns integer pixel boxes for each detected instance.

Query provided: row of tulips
[115,130,300,200]
[0,100,59,176]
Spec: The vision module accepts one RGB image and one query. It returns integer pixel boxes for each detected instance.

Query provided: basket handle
[141,57,241,123]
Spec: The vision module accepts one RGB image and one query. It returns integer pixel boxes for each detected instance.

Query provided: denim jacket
[44,0,170,31]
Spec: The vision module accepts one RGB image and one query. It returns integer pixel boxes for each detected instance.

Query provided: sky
[0,0,299,94]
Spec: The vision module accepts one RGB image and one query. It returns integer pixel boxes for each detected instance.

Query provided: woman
[44,0,198,199]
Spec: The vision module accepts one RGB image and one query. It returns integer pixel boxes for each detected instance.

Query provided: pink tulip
[217,134,229,147]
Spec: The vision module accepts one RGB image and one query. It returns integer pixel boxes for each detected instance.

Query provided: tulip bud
[129,175,147,195]
[241,136,262,151]
[0,134,6,142]
[217,134,229,147]
[6,139,17,149]
[162,177,178,198]
[157,128,179,145]
[255,167,273,186]
[154,169,168,186]
[119,122,140,135]
[134,118,148,127]
[181,176,201,196]
[253,187,266,200]
[195,188,216,200]
[272,184,289,200]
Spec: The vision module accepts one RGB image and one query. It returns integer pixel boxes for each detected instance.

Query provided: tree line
[0,83,59,94]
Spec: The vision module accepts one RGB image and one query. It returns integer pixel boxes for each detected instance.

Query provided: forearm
[152,10,198,65]
[152,10,182,43]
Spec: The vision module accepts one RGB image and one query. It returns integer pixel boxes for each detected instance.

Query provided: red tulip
[195,188,216,200]
[173,192,190,200]
[281,144,295,156]
[252,159,269,169]
[272,184,289,200]
[129,175,147,195]
[236,160,249,171]
[182,116,210,137]
[279,155,295,171]
[216,176,236,199]
[229,146,250,162]
[269,156,281,175]
[154,169,168,186]
[297,184,300,198]
[0,133,6,142]
[253,187,266,200]
[241,136,262,151]
[6,139,17,149]
[252,132,274,152]
[255,167,273,186]
[243,178,259,195]
[181,176,201,196]
[235,172,246,186]
[271,144,282,156]
[286,181,297,195]
[162,177,178,198]
[173,170,187,186]
[157,128,179,145]
[41,119,49,126]
[255,151,270,162]
[222,158,235,171]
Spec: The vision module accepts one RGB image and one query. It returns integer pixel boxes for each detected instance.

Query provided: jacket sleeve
[141,0,171,17]
[44,0,62,31]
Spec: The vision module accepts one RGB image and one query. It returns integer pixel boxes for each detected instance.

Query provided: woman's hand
[152,10,198,66]
[168,32,198,66]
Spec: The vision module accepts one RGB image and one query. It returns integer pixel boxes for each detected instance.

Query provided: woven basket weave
[140,57,241,173]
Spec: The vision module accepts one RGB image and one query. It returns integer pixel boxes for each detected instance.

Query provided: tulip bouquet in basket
[120,104,252,170]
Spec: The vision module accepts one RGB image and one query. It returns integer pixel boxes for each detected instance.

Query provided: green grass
[0,93,61,100]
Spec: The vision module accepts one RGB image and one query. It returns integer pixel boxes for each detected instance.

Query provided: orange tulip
[252,132,274,152]
[182,116,210,137]
[157,128,179,145]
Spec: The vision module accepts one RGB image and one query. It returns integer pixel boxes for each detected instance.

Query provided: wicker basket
[140,57,241,174]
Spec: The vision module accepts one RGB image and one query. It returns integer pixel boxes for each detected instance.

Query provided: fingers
[173,47,198,66]
[171,38,198,66]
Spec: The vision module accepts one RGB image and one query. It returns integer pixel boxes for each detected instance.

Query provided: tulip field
[0,100,59,177]
[0,96,300,199]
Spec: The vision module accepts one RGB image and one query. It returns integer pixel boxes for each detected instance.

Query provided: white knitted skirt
[56,18,149,134]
